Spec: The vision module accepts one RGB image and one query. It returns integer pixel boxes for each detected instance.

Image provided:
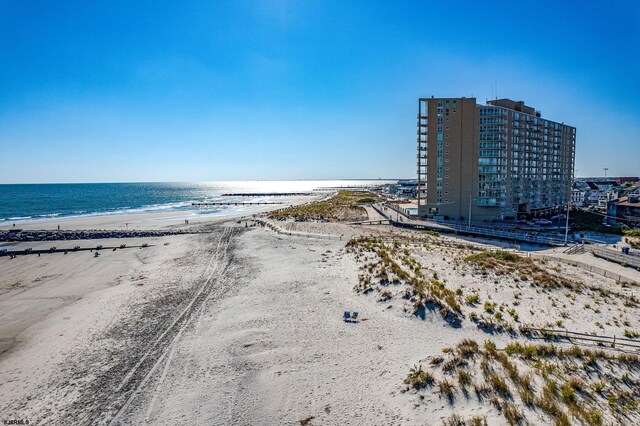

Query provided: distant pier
[313,187,383,191]
[192,202,284,206]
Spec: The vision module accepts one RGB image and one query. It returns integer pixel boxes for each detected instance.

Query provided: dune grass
[464,251,579,291]
[347,236,464,324]
[406,339,640,425]
[270,190,379,222]
[442,414,487,426]
[404,364,435,389]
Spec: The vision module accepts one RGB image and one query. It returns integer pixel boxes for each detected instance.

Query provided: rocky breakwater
[0,229,201,242]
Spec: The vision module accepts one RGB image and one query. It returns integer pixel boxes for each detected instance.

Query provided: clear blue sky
[1,0,638,183]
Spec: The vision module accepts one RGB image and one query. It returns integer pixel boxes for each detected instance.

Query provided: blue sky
[0,0,638,183]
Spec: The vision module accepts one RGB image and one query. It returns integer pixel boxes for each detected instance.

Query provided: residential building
[417,97,576,221]
[388,179,418,198]
[611,184,640,200]
[598,192,615,208]
[571,188,586,206]
[607,195,640,227]
[575,180,627,208]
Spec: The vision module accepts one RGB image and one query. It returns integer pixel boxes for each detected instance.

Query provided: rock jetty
[0,229,202,242]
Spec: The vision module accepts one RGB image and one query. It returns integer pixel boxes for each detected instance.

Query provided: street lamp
[564,201,571,246]
[564,166,576,245]
[468,195,478,228]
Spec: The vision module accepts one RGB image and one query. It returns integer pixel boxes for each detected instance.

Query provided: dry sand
[1,212,639,425]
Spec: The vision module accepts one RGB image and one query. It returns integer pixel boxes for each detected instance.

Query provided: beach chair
[352,312,359,322]
[343,311,351,322]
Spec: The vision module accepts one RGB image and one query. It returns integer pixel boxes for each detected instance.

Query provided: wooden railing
[563,244,585,255]
[590,245,640,270]
[377,203,569,246]
[521,327,640,350]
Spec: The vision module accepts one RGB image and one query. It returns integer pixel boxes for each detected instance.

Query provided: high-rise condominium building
[417,97,576,221]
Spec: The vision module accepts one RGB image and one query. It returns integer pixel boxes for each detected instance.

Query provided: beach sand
[1,212,639,425]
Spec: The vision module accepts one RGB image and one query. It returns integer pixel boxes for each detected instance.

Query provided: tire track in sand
[104,226,235,425]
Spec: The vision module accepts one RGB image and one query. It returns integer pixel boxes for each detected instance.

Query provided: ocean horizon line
[0,178,411,186]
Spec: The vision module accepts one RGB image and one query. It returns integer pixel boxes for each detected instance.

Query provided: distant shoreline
[0,180,398,226]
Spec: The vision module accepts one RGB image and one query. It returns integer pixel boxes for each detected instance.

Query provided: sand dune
[1,212,639,425]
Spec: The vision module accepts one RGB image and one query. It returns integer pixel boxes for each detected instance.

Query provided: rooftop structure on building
[615,177,640,183]
[417,97,576,221]
[577,177,639,184]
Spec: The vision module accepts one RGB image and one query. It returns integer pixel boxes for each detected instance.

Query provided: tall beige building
[417,97,576,221]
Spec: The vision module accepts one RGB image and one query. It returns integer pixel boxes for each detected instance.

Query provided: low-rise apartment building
[607,194,640,227]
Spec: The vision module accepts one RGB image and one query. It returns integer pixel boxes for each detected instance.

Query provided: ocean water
[0,181,396,224]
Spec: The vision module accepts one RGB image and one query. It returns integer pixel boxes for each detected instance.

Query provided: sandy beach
[1,208,639,425]
[3,0,639,423]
